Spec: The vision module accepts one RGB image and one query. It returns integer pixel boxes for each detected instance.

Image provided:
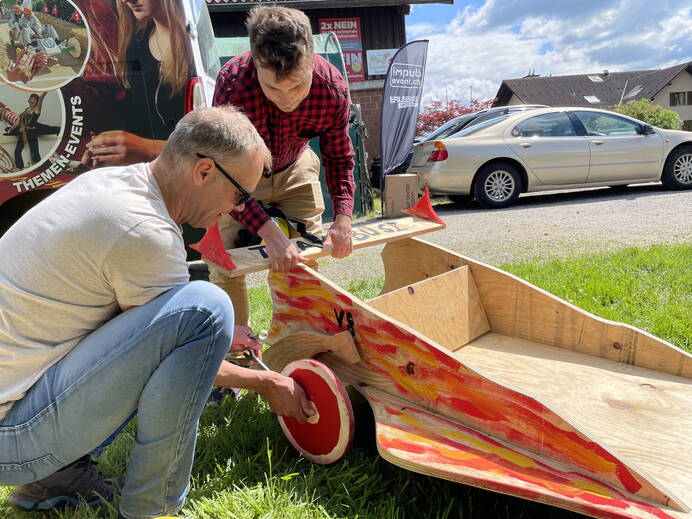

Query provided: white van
[0,0,219,256]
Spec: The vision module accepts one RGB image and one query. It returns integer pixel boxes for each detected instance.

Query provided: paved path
[316,183,692,287]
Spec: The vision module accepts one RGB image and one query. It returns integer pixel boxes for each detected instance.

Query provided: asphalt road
[316,183,692,287]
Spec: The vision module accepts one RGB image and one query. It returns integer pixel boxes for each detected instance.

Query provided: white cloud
[409,1,692,106]
[407,22,440,39]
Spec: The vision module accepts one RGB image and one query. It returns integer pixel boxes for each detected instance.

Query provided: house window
[670,92,686,106]
[584,95,601,104]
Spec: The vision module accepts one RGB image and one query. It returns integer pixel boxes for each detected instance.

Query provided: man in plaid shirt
[211,6,356,325]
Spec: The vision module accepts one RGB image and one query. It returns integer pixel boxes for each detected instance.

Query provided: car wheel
[662,147,692,189]
[473,162,521,208]
[448,194,473,206]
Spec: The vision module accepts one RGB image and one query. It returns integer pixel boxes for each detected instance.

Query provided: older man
[17,7,59,48]
[212,6,356,326]
[0,107,314,518]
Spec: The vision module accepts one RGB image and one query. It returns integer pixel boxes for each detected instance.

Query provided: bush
[416,98,494,137]
[610,99,682,130]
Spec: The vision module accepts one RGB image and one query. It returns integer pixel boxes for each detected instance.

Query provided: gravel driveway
[315,183,692,287]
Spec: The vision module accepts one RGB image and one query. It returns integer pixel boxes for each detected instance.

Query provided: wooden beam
[223,215,444,278]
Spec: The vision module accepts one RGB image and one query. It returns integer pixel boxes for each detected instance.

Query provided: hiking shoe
[8,455,115,511]
[206,386,241,407]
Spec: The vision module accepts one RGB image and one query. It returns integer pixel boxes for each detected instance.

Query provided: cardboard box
[384,174,419,218]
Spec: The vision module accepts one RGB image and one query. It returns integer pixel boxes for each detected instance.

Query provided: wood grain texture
[368,266,490,351]
[263,330,360,372]
[380,238,468,295]
[456,332,692,515]
[266,266,684,511]
[362,385,688,519]
[387,238,692,378]
[222,216,444,277]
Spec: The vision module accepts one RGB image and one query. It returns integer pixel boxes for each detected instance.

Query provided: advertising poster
[366,48,397,76]
[318,17,364,82]
[0,0,195,219]
[380,40,429,180]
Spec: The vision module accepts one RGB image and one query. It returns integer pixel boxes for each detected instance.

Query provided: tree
[610,99,682,130]
[416,98,495,137]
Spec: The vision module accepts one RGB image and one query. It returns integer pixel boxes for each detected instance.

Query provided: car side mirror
[640,124,654,135]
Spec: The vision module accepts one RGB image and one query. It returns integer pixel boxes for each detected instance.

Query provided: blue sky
[405,0,692,106]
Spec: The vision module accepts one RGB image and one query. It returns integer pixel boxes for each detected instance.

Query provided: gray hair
[161,106,271,175]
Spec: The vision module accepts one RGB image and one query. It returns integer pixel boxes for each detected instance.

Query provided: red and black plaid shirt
[213,52,355,234]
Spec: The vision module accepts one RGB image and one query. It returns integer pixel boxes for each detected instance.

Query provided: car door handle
[592,140,604,145]
[519,143,532,148]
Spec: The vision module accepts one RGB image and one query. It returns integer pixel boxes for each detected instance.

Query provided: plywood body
[368,266,490,350]
[381,238,692,379]
[263,331,360,372]
[264,237,692,519]
[363,386,684,519]
[456,332,692,515]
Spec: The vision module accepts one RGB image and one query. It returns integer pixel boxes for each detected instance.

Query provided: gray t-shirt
[0,163,189,420]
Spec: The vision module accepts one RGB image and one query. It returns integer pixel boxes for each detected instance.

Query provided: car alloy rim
[673,153,692,184]
[485,170,515,201]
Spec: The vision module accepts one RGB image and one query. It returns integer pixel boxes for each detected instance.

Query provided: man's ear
[191,158,213,187]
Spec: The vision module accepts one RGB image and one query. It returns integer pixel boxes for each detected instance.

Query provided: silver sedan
[408,107,692,208]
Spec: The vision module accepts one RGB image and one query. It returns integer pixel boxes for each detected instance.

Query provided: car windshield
[448,114,511,138]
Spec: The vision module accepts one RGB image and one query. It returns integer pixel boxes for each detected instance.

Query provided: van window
[194,2,220,78]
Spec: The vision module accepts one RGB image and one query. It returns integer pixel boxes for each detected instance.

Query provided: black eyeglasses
[196,153,253,206]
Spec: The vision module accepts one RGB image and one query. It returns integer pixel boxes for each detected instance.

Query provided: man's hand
[5,48,46,84]
[323,213,352,259]
[257,219,308,272]
[229,324,262,359]
[262,371,317,423]
[86,131,164,167]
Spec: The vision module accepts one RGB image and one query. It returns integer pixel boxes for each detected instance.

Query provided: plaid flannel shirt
[213,52,355,235]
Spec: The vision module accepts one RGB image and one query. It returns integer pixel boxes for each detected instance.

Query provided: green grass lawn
[1,243,689,518]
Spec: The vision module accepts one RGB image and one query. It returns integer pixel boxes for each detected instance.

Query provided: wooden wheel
[278,358,354,464]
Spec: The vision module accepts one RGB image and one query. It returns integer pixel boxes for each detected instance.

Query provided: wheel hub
[485,170,515,201]
[673,153,692,184]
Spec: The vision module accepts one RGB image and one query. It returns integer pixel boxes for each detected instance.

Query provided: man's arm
[320,92,356,258]
[214,360,315,423]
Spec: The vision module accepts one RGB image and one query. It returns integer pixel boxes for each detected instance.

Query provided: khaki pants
[208,147,325,325]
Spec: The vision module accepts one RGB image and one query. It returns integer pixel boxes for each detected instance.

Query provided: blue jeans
[0,281,233,519]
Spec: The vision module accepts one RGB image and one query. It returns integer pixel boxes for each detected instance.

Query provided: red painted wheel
[278,359,354,464]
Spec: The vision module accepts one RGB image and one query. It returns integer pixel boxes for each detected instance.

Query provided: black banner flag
[379,40,429,185]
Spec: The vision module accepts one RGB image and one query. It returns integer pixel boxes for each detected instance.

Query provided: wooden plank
[368,266,490,351]
[380,237,468,295]
[263,330,361,372]
[456,332,692,516]
[266,266,684,511]
[361,385,689,519]
[222,216,444,278]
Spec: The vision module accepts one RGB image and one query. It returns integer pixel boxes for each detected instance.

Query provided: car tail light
[427,141,448,162]
[185,77,205,113]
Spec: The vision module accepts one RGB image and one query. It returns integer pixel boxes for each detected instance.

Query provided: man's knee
[179,281,234,320]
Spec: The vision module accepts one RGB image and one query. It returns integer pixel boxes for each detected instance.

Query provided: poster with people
[0,0,206,221]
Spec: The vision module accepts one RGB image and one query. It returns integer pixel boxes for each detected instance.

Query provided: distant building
[493,62,692,130]
[206,0,453,162]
